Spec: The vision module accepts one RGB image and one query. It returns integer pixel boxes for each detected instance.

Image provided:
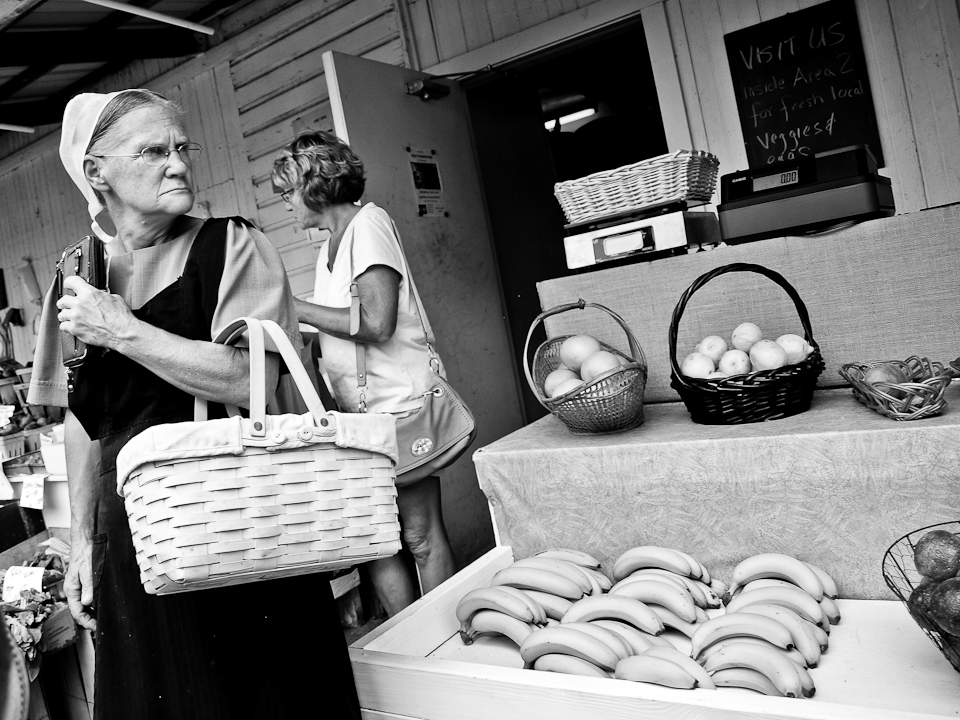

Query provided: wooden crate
[349,546,960,720]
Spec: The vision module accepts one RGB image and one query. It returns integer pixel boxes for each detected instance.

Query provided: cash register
[717,145,894,245]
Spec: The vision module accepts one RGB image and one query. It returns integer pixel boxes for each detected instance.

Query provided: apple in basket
[559,335,601,373]
[543,367,579,397]
[544,334,626,398]
[580,351,622,382]
[682,324,815,380]
[863,363,908,399]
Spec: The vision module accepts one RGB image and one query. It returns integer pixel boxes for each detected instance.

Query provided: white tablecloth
[473,386,960,599]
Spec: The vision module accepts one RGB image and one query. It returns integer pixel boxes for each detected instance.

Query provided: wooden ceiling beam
[0,29,202,65]
[0,0,46,32]
[0,57,133,126]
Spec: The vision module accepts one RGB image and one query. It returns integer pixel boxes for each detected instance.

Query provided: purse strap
[194,317,328,433]
[348,211,440,413]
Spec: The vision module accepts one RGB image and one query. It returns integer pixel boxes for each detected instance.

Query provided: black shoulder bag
[56,235,106,391]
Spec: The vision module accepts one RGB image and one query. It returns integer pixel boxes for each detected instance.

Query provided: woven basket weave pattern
[553,150,720,224]
[882,521,960,674]
[669,263,825,425]
[524,301,647,435]
[534,339,646,434]
[125,446,401,594]
[116,316,401,595]
[838,356,952,421]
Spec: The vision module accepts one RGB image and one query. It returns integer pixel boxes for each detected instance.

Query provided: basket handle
[523,299,645,410]
[668,263,819,391]
[195,317,328,431]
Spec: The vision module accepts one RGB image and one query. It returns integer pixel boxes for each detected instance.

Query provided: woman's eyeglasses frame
[91,142,203,167]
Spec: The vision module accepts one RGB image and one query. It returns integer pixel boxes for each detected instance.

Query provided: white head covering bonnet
[59,90,137,250]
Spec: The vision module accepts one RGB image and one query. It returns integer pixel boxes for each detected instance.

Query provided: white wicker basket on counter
[553,149,720,225]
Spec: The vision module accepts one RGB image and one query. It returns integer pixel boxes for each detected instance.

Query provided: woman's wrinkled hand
[57,275,137,352]
[65,535,97,631]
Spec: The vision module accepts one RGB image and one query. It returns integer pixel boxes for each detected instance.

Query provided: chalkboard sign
[724,0,884,169]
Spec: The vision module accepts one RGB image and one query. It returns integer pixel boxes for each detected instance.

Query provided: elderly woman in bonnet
[27,90,361,720]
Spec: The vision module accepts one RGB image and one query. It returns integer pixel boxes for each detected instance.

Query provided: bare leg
[365,554,418,617]
[396,476,457,594]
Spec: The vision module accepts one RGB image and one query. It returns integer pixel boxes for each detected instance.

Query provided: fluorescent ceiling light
[78,0,215,35]
[544,108,596,131]
[0,123,35,133]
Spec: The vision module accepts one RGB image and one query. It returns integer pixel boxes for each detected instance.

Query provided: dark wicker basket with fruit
[668,263,825,425]
[882,521,960,674]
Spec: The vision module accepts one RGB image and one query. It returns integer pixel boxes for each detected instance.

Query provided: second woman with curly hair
[272,130,458,616]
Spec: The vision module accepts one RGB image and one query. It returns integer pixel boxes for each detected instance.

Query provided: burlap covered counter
[473,386,960,599]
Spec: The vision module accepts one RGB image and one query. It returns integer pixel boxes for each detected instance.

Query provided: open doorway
[465,19,667,422]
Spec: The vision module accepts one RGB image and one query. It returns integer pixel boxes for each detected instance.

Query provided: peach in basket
[838,356,955,421]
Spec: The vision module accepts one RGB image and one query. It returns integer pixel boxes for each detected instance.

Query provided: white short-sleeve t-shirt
[313,203,442,415]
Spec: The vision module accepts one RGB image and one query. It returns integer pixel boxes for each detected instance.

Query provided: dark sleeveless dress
[69,218,362,720]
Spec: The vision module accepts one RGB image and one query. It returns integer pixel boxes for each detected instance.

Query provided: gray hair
[86,89,183,155]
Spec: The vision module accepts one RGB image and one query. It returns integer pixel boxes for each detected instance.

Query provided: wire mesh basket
[553,150,720,225]
[668,263,825,424]
[839,356,955,421]
[882,521,960,673]
[524,300,647,434]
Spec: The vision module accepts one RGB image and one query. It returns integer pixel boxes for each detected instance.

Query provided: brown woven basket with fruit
[839,356,955,421]
[668,263,825,425]
[524,300,647,435]
[882,521,960,674]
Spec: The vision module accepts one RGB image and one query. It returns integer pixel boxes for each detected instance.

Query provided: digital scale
[563,202,721,270]
[717,145,894,245]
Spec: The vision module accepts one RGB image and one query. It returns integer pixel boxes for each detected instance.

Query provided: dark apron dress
[70,218,361,720]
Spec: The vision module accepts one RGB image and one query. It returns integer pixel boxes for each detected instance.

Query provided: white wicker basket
[116,317,401,595]
[554,149,720,225]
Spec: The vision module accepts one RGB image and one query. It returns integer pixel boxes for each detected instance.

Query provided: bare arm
[296,264,401,343]
[64,410,99,631]
[57,275,279,406]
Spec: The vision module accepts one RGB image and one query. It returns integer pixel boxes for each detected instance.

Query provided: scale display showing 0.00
[753,169,799,192]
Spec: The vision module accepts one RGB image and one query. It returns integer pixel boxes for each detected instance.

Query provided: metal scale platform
[562,200,722,271]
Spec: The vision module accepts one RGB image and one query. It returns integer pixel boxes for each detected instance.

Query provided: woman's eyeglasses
[279,189,295,203]
[92,142,203,167]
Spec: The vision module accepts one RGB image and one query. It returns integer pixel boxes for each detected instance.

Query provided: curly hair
[271,130,366,210]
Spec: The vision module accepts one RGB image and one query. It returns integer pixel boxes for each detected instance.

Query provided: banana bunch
[457,548,604,646]
[516,546,722,678]
[727,553,842,626]
[687,552,842,698]
[611,545,726,607]
[456,586,546,645]
[615,645,717,689]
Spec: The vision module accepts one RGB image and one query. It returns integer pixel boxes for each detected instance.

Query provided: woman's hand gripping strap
[195,317,267,436]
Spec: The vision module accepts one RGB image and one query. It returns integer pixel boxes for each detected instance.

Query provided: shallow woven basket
[669,263,826,425]
[553,149,720,225]
[838,356,955,420]
[882,521,960,674]
[524,300,647,435]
